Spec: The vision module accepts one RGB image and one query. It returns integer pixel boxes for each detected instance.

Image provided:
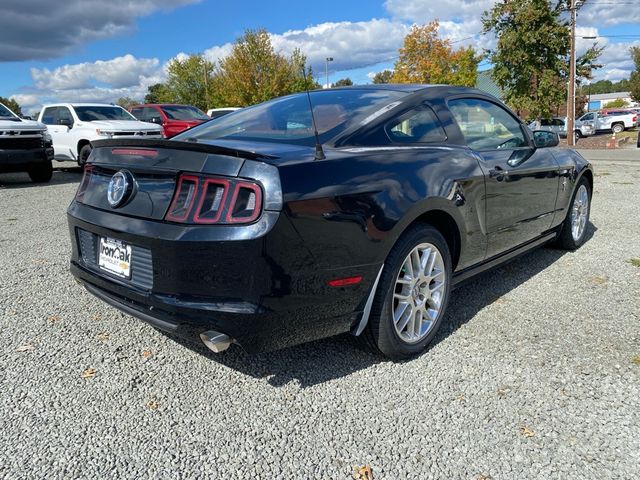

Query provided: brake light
[75,164,93,202]
[112,148,158,157]
[165,175,199,222]
[165,174,262,225]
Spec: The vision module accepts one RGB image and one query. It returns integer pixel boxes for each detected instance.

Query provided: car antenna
[301,66,326,160]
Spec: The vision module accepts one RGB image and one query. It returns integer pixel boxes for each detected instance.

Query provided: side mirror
[57,118,73,128]
[150,117,162,124]
[532,130,559,148]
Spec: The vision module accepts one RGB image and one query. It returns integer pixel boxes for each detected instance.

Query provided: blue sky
[1,0,638,113]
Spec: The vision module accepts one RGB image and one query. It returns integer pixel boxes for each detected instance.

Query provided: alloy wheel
[571,184,589,241]
[392,243,446,344]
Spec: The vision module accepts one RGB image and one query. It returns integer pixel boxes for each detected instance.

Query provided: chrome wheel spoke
[570,185,589,242]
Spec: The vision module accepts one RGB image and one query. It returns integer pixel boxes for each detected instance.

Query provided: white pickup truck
[0,103,54,182]
[38,103,163,165]
[577,110,638,134]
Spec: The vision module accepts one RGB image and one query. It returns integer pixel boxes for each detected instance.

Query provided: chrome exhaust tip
[199,331,232,353]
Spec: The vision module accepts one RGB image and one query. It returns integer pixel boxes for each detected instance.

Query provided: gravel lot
[1,152,639,479]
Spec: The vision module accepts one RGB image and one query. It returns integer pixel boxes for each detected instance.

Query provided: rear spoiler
[92,138,278,161]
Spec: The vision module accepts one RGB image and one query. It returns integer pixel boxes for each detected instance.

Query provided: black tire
[28,160,53,183]
[78,144,92,166]
[611,123,624,134]
[555,177,591,250]
[575,130,583,139]
[363,224,452,359]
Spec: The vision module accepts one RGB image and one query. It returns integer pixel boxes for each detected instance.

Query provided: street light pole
[567,0,577,146]
[325,57,333,88]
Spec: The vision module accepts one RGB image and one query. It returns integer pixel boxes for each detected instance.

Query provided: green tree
[0,96,22,116]
[483,0,569,118]
[144,83,171,104]
[391,20,479,87]
[483,0,602,119]
[372,70,393,84]
[210,29,317,107]
[162,54,214,111]
[605,98,629,108]
[332,78,353,87]
[116,96,141,109]
[630,46,640,102]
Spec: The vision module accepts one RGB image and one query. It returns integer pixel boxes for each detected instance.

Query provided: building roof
[476,70,504,100]
[588,91,630,101]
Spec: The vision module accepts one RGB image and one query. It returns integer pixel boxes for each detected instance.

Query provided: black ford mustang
[68,85,592,359]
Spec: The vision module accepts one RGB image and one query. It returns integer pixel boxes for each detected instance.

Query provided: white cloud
[578,3,640,27]
[0,0,201,61]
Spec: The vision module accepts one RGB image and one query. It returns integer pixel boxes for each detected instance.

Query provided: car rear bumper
[0,147,52,173]
[67,201,374,353]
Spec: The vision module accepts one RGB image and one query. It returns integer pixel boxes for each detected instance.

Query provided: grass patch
[595,172,611,177]
[628,258,640,268]
[633,355,640,366]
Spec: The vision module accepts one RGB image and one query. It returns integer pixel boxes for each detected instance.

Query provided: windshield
[161,105,209,121]
[175,89,408,146]
[0,103,18,119]
[74,106,137,122]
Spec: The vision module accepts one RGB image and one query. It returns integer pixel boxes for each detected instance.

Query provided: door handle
[489,166,508,178]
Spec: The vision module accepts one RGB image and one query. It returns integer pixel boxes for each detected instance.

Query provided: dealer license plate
[98,237,132,279]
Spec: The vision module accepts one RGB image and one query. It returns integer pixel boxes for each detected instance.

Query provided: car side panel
[548,148,593,227]
[278,145,487,273]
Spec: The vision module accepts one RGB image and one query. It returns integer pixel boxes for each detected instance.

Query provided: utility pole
[567,0,577,146]
[325,57,333,89]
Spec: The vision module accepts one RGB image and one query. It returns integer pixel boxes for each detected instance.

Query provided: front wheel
[28,160,53,183]
[363,225,452,359]
[555,177,591,250]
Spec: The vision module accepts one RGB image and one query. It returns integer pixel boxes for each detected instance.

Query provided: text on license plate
[98,237,132,278]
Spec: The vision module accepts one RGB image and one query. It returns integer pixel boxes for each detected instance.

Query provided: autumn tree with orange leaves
[392,21,479,87]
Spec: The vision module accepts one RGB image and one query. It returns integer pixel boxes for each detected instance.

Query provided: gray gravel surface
[1,154,639,479]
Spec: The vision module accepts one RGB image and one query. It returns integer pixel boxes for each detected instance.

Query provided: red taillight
[225,182,262,224]
[165,174,262,225]
[165,175,199,222]
[75,164,93,202]
[193,179,229,224]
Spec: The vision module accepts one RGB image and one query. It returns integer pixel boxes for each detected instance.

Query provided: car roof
[42,103,125,108]
[131,104,200,108]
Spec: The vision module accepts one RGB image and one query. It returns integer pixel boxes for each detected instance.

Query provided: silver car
[529,116,594,140]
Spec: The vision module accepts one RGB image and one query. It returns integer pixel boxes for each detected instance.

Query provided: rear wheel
[363,225,452,359]
[612,123,624,134]
[28,160,53,183]
[555,177,591,250]
[78,144,92,166]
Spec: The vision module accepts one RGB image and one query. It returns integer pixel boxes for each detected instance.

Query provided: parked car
[578,110,638,134]
[528,116,594,141]
[68,85,593,359]
[38,103,163,165]
[129,104,209,138]
[0,102,54,182]
[206,107,241,119]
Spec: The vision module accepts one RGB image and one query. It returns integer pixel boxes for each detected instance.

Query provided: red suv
[129,104,209,138]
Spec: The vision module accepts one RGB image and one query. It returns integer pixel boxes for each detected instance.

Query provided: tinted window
[177,89,408,146]
[385,107,446,144]
[161,105,208,120]
[41,107,58,125]
[209,110,235,119]
[58,107,73,124]
[130,108,144,120]
[74,106,136,121]
[449,98,527,150]
[143,107,161,122]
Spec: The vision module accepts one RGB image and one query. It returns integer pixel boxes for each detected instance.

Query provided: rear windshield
[175,89,408,146]
[161,105,209,121]
[74,106,136,122]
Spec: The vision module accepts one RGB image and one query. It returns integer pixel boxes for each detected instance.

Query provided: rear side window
[448,98,527,151]
[385,107,446,144]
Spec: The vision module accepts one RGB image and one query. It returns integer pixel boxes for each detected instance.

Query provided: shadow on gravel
[0,166,82,189]
[166,222,598,388]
